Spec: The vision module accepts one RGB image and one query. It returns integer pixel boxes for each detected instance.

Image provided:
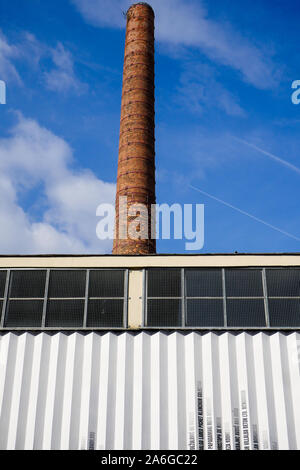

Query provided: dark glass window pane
[46,300,84,327]
[48,270,86,298]
[186,299,224,327]
[89,270,124,298]
[0,271,7,297]
[5,300,43,327]
[266,269,300,297]
[186,269,222,297]
[9,270,46,298]
[148,269,181,297]
[87,299,124,327]
[268,299,300,327]
[225,269,263,297]
[147,299,181,327]
[227,299,266,327]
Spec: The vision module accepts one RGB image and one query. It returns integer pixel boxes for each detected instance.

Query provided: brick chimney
[113,2,156,255]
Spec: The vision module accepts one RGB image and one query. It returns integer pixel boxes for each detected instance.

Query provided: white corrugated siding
[0,331,300,450]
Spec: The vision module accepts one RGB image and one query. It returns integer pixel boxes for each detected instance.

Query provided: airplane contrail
[189,184,300,242]
[232,136,300,176]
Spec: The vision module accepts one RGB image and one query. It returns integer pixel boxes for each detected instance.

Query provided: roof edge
[0,253,300,258]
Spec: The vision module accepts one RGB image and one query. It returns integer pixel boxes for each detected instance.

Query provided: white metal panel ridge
[0,331,299,450]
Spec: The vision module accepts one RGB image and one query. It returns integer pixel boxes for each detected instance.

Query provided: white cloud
[44,42,86,93]
[177,62,246,117]
[0,30,22,84]
[70,0,127,29]
[0,30,86,94]
[19,32,46,68]
[71,0,280,89]
[0,114,115,254]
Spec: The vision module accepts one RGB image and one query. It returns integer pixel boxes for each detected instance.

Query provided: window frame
[144,267,300,330]
[0,268,129,330]
[1,266,300,331]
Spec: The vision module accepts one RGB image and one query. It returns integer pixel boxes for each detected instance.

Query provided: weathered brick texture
[113,3,156,255]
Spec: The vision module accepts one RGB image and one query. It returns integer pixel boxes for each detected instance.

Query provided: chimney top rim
[126,3,155,17]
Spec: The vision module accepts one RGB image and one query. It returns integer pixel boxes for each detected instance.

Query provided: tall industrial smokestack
[113,2,156,255]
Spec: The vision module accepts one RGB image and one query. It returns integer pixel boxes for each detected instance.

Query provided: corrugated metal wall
[0,331,299,450]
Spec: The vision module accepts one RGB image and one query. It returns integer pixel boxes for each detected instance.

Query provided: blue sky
[0,0,299,254]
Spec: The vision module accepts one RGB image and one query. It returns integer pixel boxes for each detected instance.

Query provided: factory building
[0,254,300,450]
[0,3,299,450]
